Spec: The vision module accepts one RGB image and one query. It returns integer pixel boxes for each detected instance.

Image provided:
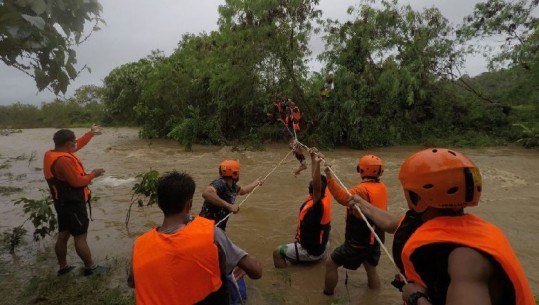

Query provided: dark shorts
[54,200,89,236]
[293,150,305,162]
[330,241,381,270]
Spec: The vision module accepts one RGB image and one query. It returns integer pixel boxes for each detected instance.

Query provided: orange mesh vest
[285,107,301,131]
[292,107,301,131]
[43,150,90,202]
[345,181,387,246]
[361,181,387,210]
[133,217,222,305]
[402,214,535,305]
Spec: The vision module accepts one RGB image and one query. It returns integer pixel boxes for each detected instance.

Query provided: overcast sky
[0,0,492,106]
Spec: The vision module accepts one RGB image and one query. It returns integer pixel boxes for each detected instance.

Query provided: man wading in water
[43,125,108,276]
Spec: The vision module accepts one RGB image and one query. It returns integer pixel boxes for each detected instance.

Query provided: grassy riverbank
[0,246,133,305]
[0,242,354,305]
[3,246,535,305]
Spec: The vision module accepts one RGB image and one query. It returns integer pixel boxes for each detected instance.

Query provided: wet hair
[308,175,328,198]
[157,171,196,215]
[53,129,75,147]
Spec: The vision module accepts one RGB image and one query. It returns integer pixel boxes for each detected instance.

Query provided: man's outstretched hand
[91,124,103,135]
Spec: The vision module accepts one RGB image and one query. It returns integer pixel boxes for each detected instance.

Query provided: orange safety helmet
[219,160,240,180]
[398,148,482,213]
[357,155,384,178]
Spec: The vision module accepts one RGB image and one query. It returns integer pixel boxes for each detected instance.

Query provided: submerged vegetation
[125,169,160,227]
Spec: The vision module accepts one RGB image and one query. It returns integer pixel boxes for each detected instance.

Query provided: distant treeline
[1,1,537,149]
[2,67,536,148]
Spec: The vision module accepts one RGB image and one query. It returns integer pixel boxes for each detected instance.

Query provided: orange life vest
[272,100,284,123]
[361,181,387,210]
[133,217,222,305]
[345,181,387,246]
[284,106,301,131]
[295,190,332,255]
[292,106,301,131]
[402,214,535,305]
[274,100,283,114]
[43,150,90,202]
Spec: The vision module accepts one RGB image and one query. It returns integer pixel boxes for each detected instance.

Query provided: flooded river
[0,127,537,304]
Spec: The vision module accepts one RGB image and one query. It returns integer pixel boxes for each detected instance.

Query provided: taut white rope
[293,138,407,283]
[215,149,294,228]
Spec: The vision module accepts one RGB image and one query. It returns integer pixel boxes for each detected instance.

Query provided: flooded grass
[0,160,11,170]
[0,185,23,195]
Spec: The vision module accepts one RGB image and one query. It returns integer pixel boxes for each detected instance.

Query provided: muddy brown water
[0,128,537,304]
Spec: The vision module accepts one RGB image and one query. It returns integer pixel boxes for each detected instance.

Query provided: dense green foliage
[0,85,105,128]
[317,1,463,147]
[1,0,537,148]
[0,0,104,94]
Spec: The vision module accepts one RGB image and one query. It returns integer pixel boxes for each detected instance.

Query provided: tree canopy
[2,0,537,148]
[0,0,104,94]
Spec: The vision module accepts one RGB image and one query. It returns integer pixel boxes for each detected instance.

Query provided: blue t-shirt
[199,177,241,231]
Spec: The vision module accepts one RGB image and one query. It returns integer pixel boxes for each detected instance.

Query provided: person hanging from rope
[284,99,307,177]
[273,147,332,268]
[266,96,286,124]
[290,138,307,177]
[322,154,387,295]
[199,159,264,304]
[387,148,534,305]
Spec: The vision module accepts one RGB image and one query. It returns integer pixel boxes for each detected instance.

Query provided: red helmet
[219,160,240,180]
[357,155,384,178]
[398,148,482,213]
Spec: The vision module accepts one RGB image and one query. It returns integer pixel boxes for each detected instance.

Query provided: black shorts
[330,241,381,270]
[54,200,89,236]
[293,150,305,162]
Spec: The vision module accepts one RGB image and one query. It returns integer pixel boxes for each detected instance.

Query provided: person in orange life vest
[273,147,332,267]
[199,160,264,231]
[128,171,262,305]
[43,125,108,276]
[396,148,535,305]
[284,99,302,133]
[322,154,388,295]
[349,195,423,291]
[267,96,285,124]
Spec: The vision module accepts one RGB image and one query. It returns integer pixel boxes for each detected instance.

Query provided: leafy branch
[2,190,56,253]
[125,169,160,227]
[2,226,27,254]
[513,123,539,147]
[13,191,57,242]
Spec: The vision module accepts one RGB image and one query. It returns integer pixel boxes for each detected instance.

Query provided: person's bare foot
[293,164,307,177]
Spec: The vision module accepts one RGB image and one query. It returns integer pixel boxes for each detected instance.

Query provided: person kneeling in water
[273,147,332,267]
